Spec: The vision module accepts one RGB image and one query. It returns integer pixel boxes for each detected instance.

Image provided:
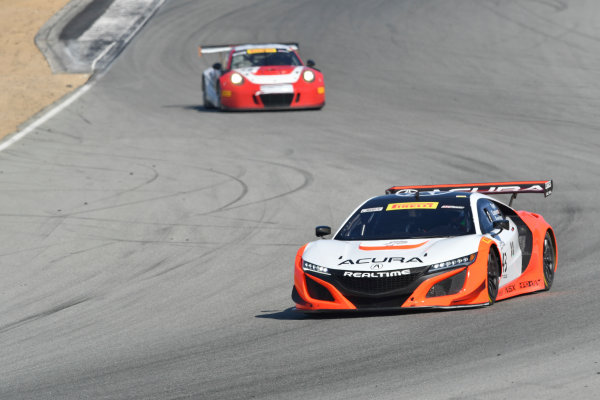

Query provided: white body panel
[303,235,481,273]
[488,218,523,287]
[306,191,525,287]
[236,66,303,85]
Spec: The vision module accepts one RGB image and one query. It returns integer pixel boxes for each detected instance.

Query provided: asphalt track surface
[1,1,600,399]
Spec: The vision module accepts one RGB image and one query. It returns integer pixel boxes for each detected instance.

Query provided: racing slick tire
[202,77,214,109]
[216,82,224,111]
[487,249,500,305]
[542,231,556,290]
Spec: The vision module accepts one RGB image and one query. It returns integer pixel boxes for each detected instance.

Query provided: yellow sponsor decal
[221,90,232,98]
[386,202,439,211]
[317,86,325,94]
[247,48,277,54]
[481,237,492,244]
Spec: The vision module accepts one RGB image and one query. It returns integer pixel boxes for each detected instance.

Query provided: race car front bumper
[291,250,492,312]
[220,81,325,110]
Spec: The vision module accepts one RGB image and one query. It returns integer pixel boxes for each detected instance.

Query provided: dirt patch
[0,0,90,141]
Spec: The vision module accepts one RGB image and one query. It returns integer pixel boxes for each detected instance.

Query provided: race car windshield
[230,49,302,68]
[335,197,476,240]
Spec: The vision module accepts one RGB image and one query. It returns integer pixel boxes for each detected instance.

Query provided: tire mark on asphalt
[222,160,313,212]
[81,164,160,206]
[478,1,590,51]
[0,213,281,229]
[47,242,116,264]
[140,162,314,278]
[60,170,245,217]
[0,297,90,334]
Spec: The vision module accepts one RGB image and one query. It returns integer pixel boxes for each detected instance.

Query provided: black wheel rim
[488,252,499,301]
[543,234,555,288]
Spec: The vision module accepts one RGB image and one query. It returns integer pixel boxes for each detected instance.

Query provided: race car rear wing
[198,42,299,56]
[386,180,553,206]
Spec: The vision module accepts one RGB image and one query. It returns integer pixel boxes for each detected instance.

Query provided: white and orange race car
[292,181,557,312]
[198,43,325,110]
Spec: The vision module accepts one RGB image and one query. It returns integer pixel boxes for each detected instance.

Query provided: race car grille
[331,268,426,296]
[345,294,411,309]
[259,93,294,107]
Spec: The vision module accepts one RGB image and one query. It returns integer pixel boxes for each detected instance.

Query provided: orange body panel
[293,244,356,310]
[292,204,556,312]
[293,238,498,311]
[403,238,494,308]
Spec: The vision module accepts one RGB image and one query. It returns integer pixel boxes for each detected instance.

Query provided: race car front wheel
[202,77,214,109]
[542,232,556,290]
[487,250,500,305]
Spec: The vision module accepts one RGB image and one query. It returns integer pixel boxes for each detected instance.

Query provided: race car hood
[302,235,481,272]
[234,66,303,84]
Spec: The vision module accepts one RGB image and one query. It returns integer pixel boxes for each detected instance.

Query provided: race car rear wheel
[542,232,556,290]
[487,250,500,305]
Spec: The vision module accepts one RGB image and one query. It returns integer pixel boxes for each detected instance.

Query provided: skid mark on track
[223,161,313,212]
[83,164,160,205]
[195,168,249,215]
[47,242,116,264]
[61,170,244,217]
[0,297,90,334]
[478,1,592,51]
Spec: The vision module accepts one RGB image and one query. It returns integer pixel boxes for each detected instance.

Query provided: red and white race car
[198,43,325,110]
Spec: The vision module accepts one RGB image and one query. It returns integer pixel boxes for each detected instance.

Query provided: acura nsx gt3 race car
[198,43,325,110]
[292,181,557,312]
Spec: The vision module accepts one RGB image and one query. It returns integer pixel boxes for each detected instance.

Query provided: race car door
[476,198,523,287]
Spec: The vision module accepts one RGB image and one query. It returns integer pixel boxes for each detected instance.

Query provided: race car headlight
[230,72,244,85]
[302,69,315,82]
[426,253,477,274]
[303,260,330,275]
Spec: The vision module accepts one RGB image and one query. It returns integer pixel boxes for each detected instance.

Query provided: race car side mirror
[493,219,510,231]
[306,59,316,68]
[315,226,331,238]
[212,62,222,70]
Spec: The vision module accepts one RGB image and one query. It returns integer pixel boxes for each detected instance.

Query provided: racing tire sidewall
[202,77,214,109]
[542,232,556,291]
[487,250,500,305]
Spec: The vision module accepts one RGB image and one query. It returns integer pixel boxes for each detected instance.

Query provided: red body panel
[219,68,325,110]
